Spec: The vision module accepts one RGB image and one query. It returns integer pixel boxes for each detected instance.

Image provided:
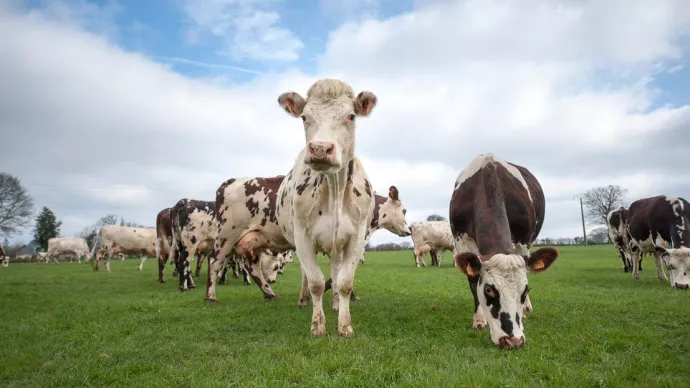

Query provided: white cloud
[183,0,303,62]
[1,0,690,248]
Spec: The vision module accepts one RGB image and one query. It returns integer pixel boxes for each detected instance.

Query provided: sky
[1,0,690,247]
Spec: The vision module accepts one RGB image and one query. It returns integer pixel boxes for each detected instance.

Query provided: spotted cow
[205,78,378,337]
[410,221,455,268]
[47,237,91,263]
[169,199,217,291]
[450,154,559,349]
[0,242,7,267]
[627,195,690,289]
[91,225,157,272]
[607,207,642,273]
[320,186,412,301]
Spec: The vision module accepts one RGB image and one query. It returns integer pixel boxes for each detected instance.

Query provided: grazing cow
[277,250,294,274]
[0,242,7,267]
[410,221,455,267]
[91,225,157,272]
[205,78,378,337]
[169,199,217,291]
[627,195,690,289]
[450,154,559,349]
[36,252,48,263]
[16,253,33,261]
[320,186,412,301]
[47,237,91,263]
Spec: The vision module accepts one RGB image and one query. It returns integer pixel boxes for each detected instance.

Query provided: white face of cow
[656,247,690,289]
[278,79,377,173]
[378,186,411,237]
[456,247,559,349]
[260,252,282,284]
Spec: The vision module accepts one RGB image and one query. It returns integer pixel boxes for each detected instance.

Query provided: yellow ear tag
[532,260,545,270]
[465,263,475,276]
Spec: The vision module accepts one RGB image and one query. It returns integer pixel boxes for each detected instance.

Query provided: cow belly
[312,214,357,254]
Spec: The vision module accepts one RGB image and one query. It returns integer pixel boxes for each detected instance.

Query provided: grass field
[1,245,688,387]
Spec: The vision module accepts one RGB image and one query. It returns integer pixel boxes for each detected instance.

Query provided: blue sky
[2,0,690,247]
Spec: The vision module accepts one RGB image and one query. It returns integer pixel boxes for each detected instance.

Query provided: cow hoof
[633,275,640,280]
[158,280,165,284]
[310,325,327,337]
[473,321,488,330]
[351,295,361,301]
[331,306,339,313]
[297,299,309,308]
[204,297,217,304]
[219,281,226,285]
[264,294,279,302]
[338,325,354,338]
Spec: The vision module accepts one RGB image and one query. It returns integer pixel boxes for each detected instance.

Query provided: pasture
[0,245,688,387]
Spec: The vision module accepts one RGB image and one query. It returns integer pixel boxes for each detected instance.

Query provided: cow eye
[484,285,494,297]
[301,116,307,122]
[348,114,356,121]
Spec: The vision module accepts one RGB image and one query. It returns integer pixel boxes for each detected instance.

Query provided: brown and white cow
[47,237,91,263]
[627,195,690,289]
[169,199,217,291]
[91,225,157,272]
[205,78,378,337]
[450,154,559,349]
[607,207,642,273]
[319,186,412,301]
[410,221,455,268]
[0,242,8,267]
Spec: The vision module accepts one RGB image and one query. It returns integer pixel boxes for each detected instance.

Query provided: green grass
[0,246,688,387]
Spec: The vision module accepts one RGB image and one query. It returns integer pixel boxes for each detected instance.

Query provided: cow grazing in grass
[47,237,91,263]
[450,154,559,349]
[410,221,455,267]
[627,195,690,289]
[206,78,378,337]
[91,225,157,272]
[169,199,217,291]
[319,186,411,301]
[0,242,7,267]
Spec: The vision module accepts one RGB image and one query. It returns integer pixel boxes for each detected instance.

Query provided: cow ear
[388,186,399,201]
[654,246,669,256]
[525,247,559,273]
[455,252,482,278]
[355,91,377,117]
[278,92,306,117]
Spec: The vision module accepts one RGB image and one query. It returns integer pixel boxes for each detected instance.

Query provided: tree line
[0,172,148,257]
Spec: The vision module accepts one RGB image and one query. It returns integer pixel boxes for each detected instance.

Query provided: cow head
[455,247,559,349]
[377,186,412,237]
[655,246,690,289]
[278,79,377,173]
[260,251,282,284]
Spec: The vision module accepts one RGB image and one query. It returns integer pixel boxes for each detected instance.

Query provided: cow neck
[370,194,386,231]
[321,162,349,258]
[473,163,514,259]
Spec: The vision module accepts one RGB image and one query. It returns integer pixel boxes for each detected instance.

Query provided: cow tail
[88,228,101,262]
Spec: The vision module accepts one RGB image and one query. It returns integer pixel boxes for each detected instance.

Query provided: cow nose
[498,336,525,349]
[308,141,334,160]
[675,282,689,289]
[269,279,276,284]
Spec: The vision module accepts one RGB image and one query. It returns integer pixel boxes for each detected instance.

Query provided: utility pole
[579,196,587,246]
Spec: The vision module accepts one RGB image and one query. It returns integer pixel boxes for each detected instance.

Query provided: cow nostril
[675,283,689,289]
[498,336,525,349]
[325,144,334,154]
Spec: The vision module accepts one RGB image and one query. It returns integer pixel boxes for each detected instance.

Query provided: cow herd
[1,79,688,350]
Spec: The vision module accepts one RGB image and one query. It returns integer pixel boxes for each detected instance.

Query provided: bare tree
[589,226,609,244]
[427,214,446,221]
[400,241,412,249]
[96,214,119,228]
[582,185,628,227]
[0,173,34,237]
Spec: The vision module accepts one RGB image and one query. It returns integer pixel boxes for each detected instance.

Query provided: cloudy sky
[1,0,689,247]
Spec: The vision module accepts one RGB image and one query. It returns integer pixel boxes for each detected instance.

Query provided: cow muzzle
[498,335,525,349]
[674,282,689,289]
[305,141,337,169]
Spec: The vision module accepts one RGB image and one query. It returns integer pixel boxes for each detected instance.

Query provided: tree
[97,214,118,228]
[119,217,125,226]
[589,226,609,244]
[78,227,98,250]
[33,206,62,251]
[0,173,35,237]
[400,241,412,250]
[582,185,628,227]
[427,214,446,221]
[2,237,9,248]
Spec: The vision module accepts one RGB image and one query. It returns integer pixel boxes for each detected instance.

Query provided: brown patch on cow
[364,179,372,197]
[216,178,236,209]
[296,177,310,195]
[353,187,361,197]
[347,160,354,182]
[246,198,260,216]
[370,194,386,229]
[156,207,173,257]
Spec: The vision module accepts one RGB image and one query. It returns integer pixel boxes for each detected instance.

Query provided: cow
[626,195,690,289]
[169,199,217,291]
[36,252,48,263]
[205,78,378,337]
[0,242,7,267]
[15,253,33,261]
[410,221,455,268]
[47,237,91,263]
[277,250,294,274]
[606,207,643,273]
[318,186,412,301]
[91,225,157,272]
[450,154,559,349]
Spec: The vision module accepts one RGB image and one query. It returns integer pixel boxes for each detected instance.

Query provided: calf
[205,78,378,337]
[627,195,690,289]
[47,237,91,263]
[91,225,157,272]
[169,199,217,291]
[410,221,455,267]
[450,154,559,349]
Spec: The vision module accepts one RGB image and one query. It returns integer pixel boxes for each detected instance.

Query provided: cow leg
[430,250,437,267]
[631,246,641,280]
[176,240,192,291]
[653,251,668,282]
[231,260,239,278]
[157,255,167,283]
[335,241,364,338]
[295,233,326,336]
[218,263,229,284]
[469,275,487,329]
[205,243,233,302]
[241,266,252,285]
[138,254,148,272]
[329,254,342,313]
[195,253,205,277]
[437,251,444,267]
[324,276,359,302]
[243,252,277,300]
[297,270,311,307]
[104,253,111,272]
